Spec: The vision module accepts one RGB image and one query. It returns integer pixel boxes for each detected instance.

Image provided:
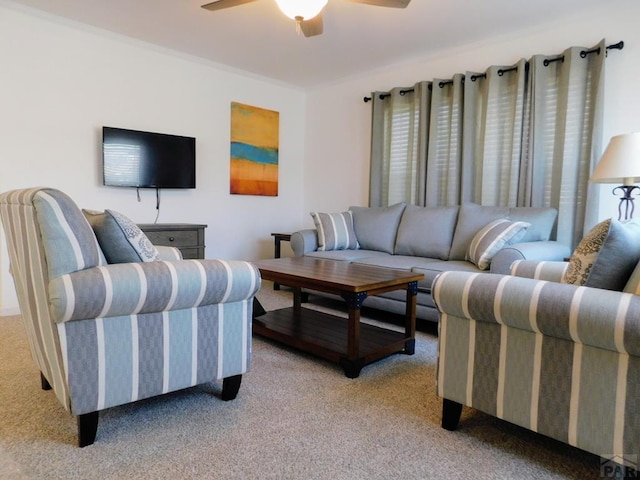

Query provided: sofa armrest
[156,245,183,261]
[432,271,640,355]
[290,229,318,256]
[49,259,261,323]
[490,241,571,274]
[509,260,568,281]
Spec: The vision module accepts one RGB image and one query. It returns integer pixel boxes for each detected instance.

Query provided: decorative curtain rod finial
[606,40,624,55]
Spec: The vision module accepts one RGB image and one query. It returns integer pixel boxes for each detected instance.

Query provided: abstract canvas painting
[230,102,279,196]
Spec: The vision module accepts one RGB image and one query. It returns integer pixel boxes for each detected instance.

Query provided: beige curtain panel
[369,39,608,250]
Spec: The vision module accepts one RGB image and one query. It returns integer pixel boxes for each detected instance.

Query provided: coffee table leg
[340,291,368,378]
[403,282,418,355]
[339,358,365,379]
[293,287,302,313]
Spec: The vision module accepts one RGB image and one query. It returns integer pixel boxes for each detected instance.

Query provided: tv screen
[102,126,196,189]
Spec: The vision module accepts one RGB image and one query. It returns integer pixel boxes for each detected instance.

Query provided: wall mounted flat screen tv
[103,126,196,189]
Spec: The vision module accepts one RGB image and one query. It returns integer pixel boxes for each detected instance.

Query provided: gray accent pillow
[563,218,640,291]
[394,205,459,259]
[349,203,406,254]
[83,209,161,263]
[449,203,509,260]
[508,207,558,242]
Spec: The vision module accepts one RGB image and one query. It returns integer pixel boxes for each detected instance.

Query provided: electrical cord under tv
[135,187,161,223]
[154,188,160,223]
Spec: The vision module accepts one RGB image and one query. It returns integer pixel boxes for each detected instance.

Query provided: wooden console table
[271,232,292,259]
[139,223,207,259]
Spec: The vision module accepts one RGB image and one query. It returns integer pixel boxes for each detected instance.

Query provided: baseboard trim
[0,307,20,317]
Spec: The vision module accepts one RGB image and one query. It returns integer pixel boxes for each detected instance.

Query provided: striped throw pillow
[311,211,359,251]
[466,219,530,271]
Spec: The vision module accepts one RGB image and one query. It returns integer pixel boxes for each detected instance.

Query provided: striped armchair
[0,188,261,447]
[432,259,640,470]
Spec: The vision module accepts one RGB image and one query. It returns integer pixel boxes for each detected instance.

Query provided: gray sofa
[291,202,570,323]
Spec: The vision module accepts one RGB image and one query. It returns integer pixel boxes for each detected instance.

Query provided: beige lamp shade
[590,132,640,185]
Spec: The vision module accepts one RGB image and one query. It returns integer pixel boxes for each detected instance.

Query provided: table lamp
[590,132,640,220]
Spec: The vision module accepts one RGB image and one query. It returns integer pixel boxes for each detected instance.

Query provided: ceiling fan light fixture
[274,0,328,21]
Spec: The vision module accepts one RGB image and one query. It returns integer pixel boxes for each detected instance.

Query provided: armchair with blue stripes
[432,240,640,472]
[0,187,261,447]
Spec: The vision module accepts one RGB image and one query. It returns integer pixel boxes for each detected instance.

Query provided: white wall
[3,1,640,314]
[0,5,306,314]
[304,0,640,228]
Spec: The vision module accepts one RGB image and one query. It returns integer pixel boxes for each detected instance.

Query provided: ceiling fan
[201,0,411,38]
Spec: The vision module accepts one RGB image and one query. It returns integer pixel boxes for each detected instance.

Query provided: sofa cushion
[412,260,482,292]
[449,203,509,260]
[33,189,106,278]
[466,219,530,270]
[371,260,481,313]
[310,211,359,251]
[305,249,390,262]
[507,207,557,242]
[83,209,161,263]
[563,218,640,291]
[394,205,459,259]
[352,255,443,271]
[350,203,406,254]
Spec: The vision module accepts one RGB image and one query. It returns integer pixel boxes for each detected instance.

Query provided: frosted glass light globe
[275,0,328,20]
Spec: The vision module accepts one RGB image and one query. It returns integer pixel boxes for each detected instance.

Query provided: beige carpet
[0,282,602,479]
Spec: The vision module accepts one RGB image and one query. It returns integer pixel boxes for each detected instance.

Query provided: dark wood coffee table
[253,257,424,378]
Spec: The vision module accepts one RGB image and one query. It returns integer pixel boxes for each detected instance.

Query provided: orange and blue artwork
[230,102,279,196]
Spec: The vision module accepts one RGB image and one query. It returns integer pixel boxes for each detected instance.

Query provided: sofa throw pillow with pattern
[83,209,161,263]
[563,218,640,291]
[311,211,359,252]
[466,219,530,271]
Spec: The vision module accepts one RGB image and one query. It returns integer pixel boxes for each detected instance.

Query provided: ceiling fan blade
[300,14,323,37]
[201,0,259,12]
[348,0,410,8]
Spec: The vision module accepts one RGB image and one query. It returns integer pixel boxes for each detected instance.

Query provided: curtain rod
[363,40,624,102]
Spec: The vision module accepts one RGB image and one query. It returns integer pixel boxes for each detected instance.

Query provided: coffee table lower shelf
[253,306,414,378]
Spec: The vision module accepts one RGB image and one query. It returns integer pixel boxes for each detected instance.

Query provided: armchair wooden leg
[40,372,52,391]
[221,374,242,401]
[442,399,463,431]
[77,412,99,447]
[253,297,266,318]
